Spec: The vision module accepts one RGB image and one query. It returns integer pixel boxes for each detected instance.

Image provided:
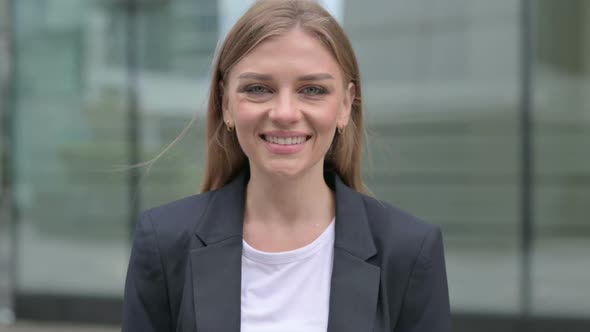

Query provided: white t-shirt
[240,219,335,332]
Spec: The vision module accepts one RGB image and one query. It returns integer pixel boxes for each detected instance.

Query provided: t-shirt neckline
[242,218,335,265]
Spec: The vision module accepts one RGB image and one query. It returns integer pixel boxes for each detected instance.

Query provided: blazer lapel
[190,172,248,332]
[187,170,380,332]
[327,175,381,332]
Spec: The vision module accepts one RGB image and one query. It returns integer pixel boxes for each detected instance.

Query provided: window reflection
[532,0,590,317]
[13,0,129,296]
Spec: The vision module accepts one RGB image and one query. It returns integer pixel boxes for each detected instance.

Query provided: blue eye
[301,86,327,95]
[245,85,270,94]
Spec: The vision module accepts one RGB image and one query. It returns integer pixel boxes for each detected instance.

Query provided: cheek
[231,100,265,154]
[313,103,341,132]
[231,98,262,128]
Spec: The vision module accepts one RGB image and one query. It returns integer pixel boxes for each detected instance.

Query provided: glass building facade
[0,0,588,330]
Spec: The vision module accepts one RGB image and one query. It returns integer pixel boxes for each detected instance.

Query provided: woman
[122,0,451,331]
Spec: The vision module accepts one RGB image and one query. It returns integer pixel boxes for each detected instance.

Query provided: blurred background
[0,0,588,331]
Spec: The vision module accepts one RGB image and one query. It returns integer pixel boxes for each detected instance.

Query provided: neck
[245,165,335,227]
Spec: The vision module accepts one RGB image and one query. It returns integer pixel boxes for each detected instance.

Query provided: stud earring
[337,127,344,135]
[225,120,234,132]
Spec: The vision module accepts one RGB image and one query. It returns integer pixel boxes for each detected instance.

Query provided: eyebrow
[237,72,334,81]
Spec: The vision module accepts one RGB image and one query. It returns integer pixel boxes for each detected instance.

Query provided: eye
[244,85,271,95]
[301,86,327,96]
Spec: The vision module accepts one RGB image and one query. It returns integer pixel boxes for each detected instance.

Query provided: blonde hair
[201,0,365,193]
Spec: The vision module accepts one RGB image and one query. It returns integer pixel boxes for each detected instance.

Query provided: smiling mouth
[260,134,311,145]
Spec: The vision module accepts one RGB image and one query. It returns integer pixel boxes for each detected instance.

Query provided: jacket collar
[190,168,380,332]
[194,169,377,259]
[193,170,248,245]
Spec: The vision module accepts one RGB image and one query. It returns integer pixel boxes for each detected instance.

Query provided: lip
[260,130,311,137]
[259,131,311,155]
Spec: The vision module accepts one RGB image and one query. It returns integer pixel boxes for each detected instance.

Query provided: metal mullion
[0,0,17,323]
[126,0,141,241]
[519,0,535,326]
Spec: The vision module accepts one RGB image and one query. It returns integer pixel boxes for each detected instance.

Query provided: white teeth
[264,135,308,145]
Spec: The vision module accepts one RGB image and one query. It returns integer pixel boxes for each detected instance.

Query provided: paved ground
[0,322,118,332]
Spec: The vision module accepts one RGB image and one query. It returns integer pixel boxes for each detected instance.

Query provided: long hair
[200,0,365,193]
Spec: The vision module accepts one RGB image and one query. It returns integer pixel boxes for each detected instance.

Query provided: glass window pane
[137,0,218,208]
[532,0,590,318]
[13,0,129,297]
[347,0,522,314]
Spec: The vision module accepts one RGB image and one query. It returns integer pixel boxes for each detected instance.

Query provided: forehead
[228,28,343,81]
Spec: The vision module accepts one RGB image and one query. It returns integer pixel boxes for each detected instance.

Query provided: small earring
[225,120,234,132]
[337,127,344,135]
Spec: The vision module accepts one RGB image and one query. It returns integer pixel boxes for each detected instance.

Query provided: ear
[337,81,355,128]
[219,80,232,124]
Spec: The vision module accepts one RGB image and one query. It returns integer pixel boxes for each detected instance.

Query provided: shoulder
[143,191,214,231]
[359,193,442,264]
[361,193,438,238]
[135,190,215,253]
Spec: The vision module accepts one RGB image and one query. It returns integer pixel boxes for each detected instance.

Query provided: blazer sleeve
[395,227,451,332]
[122,212,172,332]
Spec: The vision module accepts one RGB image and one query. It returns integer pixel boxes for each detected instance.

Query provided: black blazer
[122,170,451,332]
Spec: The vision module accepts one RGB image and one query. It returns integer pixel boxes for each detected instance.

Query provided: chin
[256,159,315,180]
[266,165,306,179]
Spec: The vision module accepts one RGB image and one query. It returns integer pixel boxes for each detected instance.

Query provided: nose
[268,90,302,125]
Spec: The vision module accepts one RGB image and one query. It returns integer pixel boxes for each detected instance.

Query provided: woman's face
[222,28,355,180]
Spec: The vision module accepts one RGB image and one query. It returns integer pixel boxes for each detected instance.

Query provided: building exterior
[0,0,588,331]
